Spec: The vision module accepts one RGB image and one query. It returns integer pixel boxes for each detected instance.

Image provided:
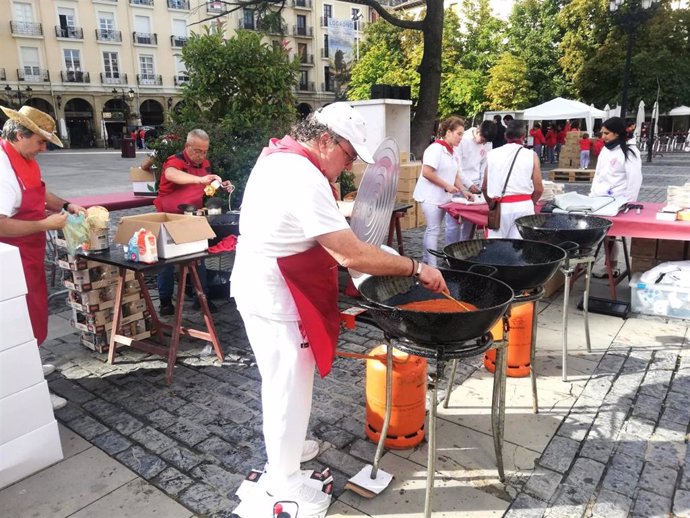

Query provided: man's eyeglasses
[337,140,358,165]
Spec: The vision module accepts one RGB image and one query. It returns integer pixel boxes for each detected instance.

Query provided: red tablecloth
[440,201,690,241]
[71,191,155,211]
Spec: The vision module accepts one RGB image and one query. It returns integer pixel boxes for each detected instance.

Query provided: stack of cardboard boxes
[558,131,598,170]
[57,242,152,353]
[630,237,688,274]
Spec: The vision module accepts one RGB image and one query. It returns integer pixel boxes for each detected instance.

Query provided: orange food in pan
[396,299,478,313]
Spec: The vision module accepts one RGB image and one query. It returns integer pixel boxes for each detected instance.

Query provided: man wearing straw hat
[0,105,85,410]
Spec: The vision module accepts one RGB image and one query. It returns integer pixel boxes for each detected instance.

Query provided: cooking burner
[390,333,493,361]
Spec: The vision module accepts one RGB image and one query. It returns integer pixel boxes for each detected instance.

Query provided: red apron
[261,135,341,377]
[0,141,48,345]
[277,246,340,378]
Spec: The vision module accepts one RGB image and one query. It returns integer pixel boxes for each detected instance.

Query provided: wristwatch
[62,202,70,212]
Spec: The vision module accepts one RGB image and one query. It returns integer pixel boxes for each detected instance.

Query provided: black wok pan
[429,239,568,292]
[358,269,513,349]
[515,214,612,256]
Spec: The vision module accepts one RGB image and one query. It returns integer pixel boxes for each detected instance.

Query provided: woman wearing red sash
[231,103,447,515]
[0,106,85,410]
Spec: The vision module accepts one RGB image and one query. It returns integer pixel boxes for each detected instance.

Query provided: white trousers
[487,200,534,239]
[421,201,462,265]
[239,311,315,492]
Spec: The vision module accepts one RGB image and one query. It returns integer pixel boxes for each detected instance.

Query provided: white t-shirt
[230,152,349,320]
[458,128,492,189]
[0,145,22,217]
[590,144,642,202]
[412,141,457,205]
[485,144,536,198]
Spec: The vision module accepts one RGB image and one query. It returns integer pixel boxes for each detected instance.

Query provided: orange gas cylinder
[365,345,427,449]
[484,301,534,377]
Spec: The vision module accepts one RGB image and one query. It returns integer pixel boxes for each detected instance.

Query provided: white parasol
[635,100,645,141]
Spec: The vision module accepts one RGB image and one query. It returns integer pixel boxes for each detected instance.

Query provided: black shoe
[192,298,218,313]
[159,299,175,316]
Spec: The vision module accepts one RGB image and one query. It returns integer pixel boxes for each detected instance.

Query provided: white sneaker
[301,440,320,463]
[50,393,67,410]
[267,483,331,517]
[42,364,56,376]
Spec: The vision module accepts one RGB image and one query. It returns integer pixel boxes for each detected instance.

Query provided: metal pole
[620,27,634,120]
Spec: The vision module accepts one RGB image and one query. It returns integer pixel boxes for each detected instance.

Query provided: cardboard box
[631,238,657,258]
[631,257,660,275]
[129,167,157,196]
[543,270,565,297]
[0,381,54,444]
[0,243,27,302]
[655,239,686,261]
[0,297,34,352]
[0,420,63,490]
[114,213,215,259]
[0,339,42,398]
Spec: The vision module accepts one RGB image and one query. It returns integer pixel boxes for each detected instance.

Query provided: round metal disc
[349,138,400,246]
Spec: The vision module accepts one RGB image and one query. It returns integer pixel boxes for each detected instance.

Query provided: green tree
[485,53,532,109]
[506,0,571,104]
[458,0,506,73]
[154,25,299,204]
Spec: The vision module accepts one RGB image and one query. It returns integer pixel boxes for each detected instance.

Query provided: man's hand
[417,264,447,293]
[197,174,222,186]
[67,203,86,215]
[42,213,68,231]
[221,180,235,192]
[445,185,461,194]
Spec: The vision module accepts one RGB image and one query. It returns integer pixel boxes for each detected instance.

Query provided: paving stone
[504,492,547,518]
[177,483,235,516]
[631,394,663,422]
[68,415,111,440]
[118,395,161,417]
[638,462,678,498]
[631,488,672,517]
[160,445,206,472]
[116,445,168,479]
[154,466,194,498]
[595,352,627,375]
[523,466,562,502]
[175,402,218,425]
[313,422,356,450]
[130,426,178,454]
[601,453,644,496]
[166,418,211,447]
[208,423,258,447]
[90,430,133,455]
[557,408,596,442]
[151,392,188,413]
[214,399,255,425]
[590,488,633,518]
[348,438,377,462]
[622,417,655,441]
[645,437,686,468]
[614,432,648,461]
[538,436,580,474]
[48,378,97,404]
[640,369,673,399]
[60,365,95,380]
[196,435,252,468]
[650,350,678,370]
[674,488,690,518]
[146,408,179,429]
[543,488,589,518]
[190,463,240,495]
[561,457,606,499]
[53,401,87,422]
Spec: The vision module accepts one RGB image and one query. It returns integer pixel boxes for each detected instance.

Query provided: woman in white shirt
[413,116,474,265]
[483,120,543,239]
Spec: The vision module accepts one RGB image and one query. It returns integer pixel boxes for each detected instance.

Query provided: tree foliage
[152,25,299,204]
[485,53,532,109]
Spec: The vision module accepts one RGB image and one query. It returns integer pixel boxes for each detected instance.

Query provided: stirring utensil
[440,291,474,312]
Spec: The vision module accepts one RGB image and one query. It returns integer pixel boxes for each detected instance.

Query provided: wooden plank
[548,169,596,182]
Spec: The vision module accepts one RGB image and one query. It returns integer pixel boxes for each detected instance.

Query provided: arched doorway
[297,102,312,119]
[26,98,55,119]
[102,97,129,149]
[140,99,164,126]
[64,98,95,148]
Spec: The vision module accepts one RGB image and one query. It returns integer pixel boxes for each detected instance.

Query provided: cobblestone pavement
[39,155,690,517]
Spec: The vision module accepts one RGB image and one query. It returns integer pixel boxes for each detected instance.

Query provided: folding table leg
[189,261,224,362]
[166,265,187,385]
[135,272,163,342]
[108,268,128,364]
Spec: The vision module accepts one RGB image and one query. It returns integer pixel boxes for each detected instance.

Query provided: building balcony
[55,26,83,39]
[96,29,122,42]
[206,1,223,13]
[299,53,314,66]
[237,19,255,30]
[297,81,315,92]
[320,16,331,28]
[100,72,128,84]
[130,0,154,6]
[137,74,163,85]
[10,21,43,37]
[17,69,50,82]
[61,70,91,83]
[0,69,5,81]
[133,32,157,45]
[292,25,313,38]
[167,0,189,9]
[256,19,287,35]
[292,0,312,9]
[171,35,188,47]
[174,74,189,86]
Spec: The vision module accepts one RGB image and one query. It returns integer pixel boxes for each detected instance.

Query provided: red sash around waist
[496,194,532,203]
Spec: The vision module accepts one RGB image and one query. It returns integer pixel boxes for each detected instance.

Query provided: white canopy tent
[522,97,607,134]
[668,105,690,116]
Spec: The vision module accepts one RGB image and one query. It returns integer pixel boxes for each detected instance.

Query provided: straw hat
[1,105,63,148]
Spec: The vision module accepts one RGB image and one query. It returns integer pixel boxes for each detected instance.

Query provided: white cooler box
[630,273,690,319]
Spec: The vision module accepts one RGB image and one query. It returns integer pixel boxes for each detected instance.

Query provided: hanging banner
[327,18,354,94]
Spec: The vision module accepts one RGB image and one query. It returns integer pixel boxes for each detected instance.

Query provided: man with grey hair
[154,129,233,315]
[0,105,85,410]
[230,103,447,515]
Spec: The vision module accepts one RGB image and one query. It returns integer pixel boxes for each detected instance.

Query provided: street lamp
[609,0,659,119]
[3,84,33,108]
[111,87,135,133]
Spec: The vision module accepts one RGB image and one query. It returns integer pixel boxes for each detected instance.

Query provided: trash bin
[121,137,136,158]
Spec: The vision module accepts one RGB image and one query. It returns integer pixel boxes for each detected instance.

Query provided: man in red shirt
[556,123,567,162]
[154,129,233,315]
